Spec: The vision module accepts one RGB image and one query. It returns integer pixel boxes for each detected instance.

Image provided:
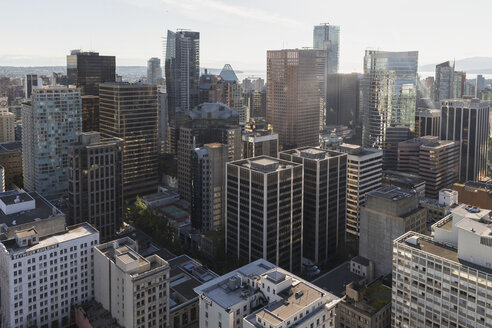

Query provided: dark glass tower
[99,83,159,202]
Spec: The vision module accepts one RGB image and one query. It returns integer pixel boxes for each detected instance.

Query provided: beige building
[0,98,14,143]
[0,142,22,190]
[266,49,326,149]
[336,279,392,328]
[94,237,170,328]
[359,185,427,277]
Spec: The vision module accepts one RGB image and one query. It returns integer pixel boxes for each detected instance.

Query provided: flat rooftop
[367,185,414,201]
[0,142,22,153]
[281,147,345,160]
[343,279,392,315]
[159,205,189,219]
[229,155,301,173]
[2,223,97,254]
[0,191,33,205]
[311,262,363,298]
[0,191,64,227]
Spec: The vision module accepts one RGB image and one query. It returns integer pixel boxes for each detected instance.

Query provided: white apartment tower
[0,221,99,328]
[94,237,170,328]
[393,204,492,327]
[194,259,339,328]
[340,144,383,237]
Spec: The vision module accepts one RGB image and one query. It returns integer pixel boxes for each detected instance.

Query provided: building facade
[190,143,227,232]
[94,237,170,328]
[313,23,340,74]
[0,142,22,190]
[339,144,383,237]
[22,87,82,200]
[68,132,124,241]
[242,120,278,159]
[414,108,440,137]
[147,57,162,85]
[194,259,339,328]
[0,98,15,143]
[266,49,325,149]
[440,98,490,182]
[99,83,159,201]
[397,136,459,198]
[325,73,360,127]
[362,50,418,169]
[0,222,99,328]
[392,205,492,327]
[359,186,427,277]
[279,147,347,265]
[226,156,303,272]
[434,61,454,103]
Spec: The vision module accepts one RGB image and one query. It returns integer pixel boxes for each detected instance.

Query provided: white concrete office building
[194,259,339,328]
[393,204,492,327]
[0,223,99,328]
[94,237,170,328]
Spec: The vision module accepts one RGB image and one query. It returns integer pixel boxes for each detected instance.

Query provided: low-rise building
[336,279,392,328]
[420,189,458,226]
[94,237,170,328]
[452,181,492,215]
[168,255,219,328]
[194,259,339,328]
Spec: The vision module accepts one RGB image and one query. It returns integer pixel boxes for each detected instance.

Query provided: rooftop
[0,191,63,227]
[0,141,22,153]
[229,155,301,173]
[2,223,97,254]
[343,279,392,315]
[367,185,414,201]
[281,147,345,161]
[76,300,122,328]
[311,262,363,298]
[189,102,238,120]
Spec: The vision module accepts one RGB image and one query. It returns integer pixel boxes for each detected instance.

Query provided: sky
[1,0,492,74]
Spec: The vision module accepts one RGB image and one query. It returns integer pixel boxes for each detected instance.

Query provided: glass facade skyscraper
[313,23,340,74]
[22,87,82,200]
[434,61,454,103]
[165,30,200,121]
[362,50,418,169]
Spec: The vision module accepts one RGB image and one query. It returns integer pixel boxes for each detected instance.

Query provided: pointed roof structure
[219,64,239,82]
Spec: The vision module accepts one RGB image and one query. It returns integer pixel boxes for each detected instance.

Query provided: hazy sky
[1,0,491,73]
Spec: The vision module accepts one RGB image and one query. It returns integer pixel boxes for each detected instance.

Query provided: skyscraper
[66,50,116,96]
[177,102,241,203]
[339,144,383,237]
[68,132,124,241]
[266,49,325,149]
[476,74,485,98]
[158,88,168,154]
[147,57,162,85]
[226,156,303,272]
[190,143,227,232]
[279,147,347,265]
[242,118,278,158]
[362,50,418,169]
[99,83,158,201]
[24,74,42,98]
[313,23,340,74]
[414,108,440,137]
[325,73,360,127]
[165,30,200,121]
[440,98,490,182]
[452,71,466,98]
[434,61,454,103]
[22,87,82,199]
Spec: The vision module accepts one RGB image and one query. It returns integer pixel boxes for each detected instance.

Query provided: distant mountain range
[419,57,492,74]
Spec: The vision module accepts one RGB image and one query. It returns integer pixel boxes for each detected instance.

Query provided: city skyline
[2,0,492,74]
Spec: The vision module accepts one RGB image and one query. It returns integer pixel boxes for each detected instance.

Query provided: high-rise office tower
[440,99,490,182]
[414,108,440,137]
[279,147,347,265]
[190,143,227,232]
[177,103,241,202]
[218,64,249,124]
[313,23,340,74]
[165,30,200,121]
[0,98,15,143]
[362,50,418,169]
[242,118,278,158]
[158,88,168,154]
[248,90,266,118]
[22,87,82,200]
[67,50,116,134]
[359,185,427,277]
[325,73,360,127]
[476,74,485,98]
[24,74,42,98]
[398,136,459,198]
[226,156,303,272]
[68,132,123,241]
[393,205,492,327]
[94,237,170,328]
[452,71,466,98]
[147,57,163,85]
[0,219,99,328]
[67,50,116,96]
[99,83,158,201]
[339,144,383,237]
[434,61,454,103]
[267,49,325,149]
